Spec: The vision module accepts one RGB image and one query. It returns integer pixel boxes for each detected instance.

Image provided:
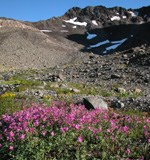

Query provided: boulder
[83,96,108,110]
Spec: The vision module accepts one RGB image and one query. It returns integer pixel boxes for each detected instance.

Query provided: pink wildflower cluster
[0,102,149,158]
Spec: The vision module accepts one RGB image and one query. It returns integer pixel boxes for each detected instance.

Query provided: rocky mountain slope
[0,5,150,70]
[0,19,82,70]
[0,5,150,111]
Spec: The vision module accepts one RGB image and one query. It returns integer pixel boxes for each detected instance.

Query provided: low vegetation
[0,102,149,159]
[0,71,149,159]
[0,92,23,116]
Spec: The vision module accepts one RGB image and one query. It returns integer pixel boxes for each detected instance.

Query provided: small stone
[89,55,95,59]
[111,100,125,108]
[50,83,59,88]
[3,75,10,81]
[34,90,44,97]
[42,81,47,86]
[37,86,45,89]
[60,84,68,89]
[58,74,65,81]
[123,54,128,58]
[111,74,121,79]
[71,88,80,93]
[134,88,142,94]
[57,78,61,82]
[117,87,126,93]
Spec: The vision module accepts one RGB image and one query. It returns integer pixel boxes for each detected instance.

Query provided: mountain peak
[62,5,150,30]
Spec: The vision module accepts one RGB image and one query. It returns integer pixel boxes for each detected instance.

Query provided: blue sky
[0,0,150,22]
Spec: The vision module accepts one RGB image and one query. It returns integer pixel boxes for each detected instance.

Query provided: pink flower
[110,120,118,130]
[9,146,14,151]
[92,129,97,134]
[75,124,80,130]
[42,131,47,136]
[22,122,28,128]
[107,129,111,133]
[148,139,150,143]
[120,126,129,134]
[9,131,15,138]
[144,131,148,137]
[33,120,39,126]
[29,128,34,134]
[60,127,69,134]
[51,131,55,136]
[126,148,131,155]
[20,134,25,140]
[98,127,102,132]
[143,125,147,130]
[145,118,150,124]
[88,126,91,130]
[77,135,83,143]
[25,128,29,133]
[0,144,2,147]
[111,136,115,141]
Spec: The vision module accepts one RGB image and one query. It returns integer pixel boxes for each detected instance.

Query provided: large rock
[83,96,108,110]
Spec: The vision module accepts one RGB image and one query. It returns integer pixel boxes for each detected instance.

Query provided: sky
[0,0,150,22]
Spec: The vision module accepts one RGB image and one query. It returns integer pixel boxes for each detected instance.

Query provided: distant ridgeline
[0,5,150,70]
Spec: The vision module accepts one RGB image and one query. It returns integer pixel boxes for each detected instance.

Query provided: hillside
[0,5,150,112]
[0,19,82,70]
[0,6,150,70]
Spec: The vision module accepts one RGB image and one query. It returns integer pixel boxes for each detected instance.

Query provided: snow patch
[111,38,128,44]
[61,30,68,33]
[62,25,66,28]
[128,11,139,17]
[92,20,98,26]
[111,16,121,21]
[116,13,119,15]
[103,38,128,53]
[64,17,87,26]
[87,32,97,40]
[105,43,121,51]
[0,25,3,28]
[122,16,127,19]
[87,37,128,53]
[72,26,77,29]
[87,40,109,49]
[40,30,52,33]
[139,21,144,24]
